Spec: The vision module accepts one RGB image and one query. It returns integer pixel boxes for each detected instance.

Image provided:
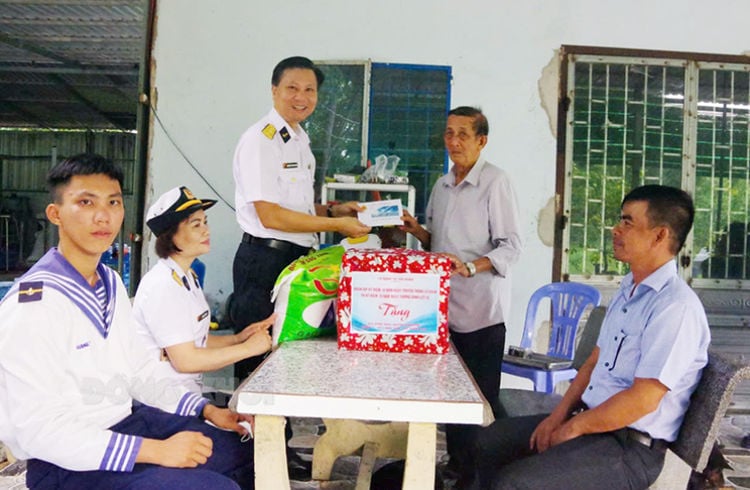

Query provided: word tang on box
[337,248,451,354]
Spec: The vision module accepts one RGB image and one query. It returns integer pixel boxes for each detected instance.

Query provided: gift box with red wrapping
[336,248,451,354]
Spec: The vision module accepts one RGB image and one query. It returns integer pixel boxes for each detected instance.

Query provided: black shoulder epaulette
[17,281,43,303]
[189,269,200,288]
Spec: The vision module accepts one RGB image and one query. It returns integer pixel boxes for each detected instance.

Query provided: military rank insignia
[262,123,277,140]
[18,281,43,303]
[171,270,190,290]
[279,126,291,143]
[190,269,200,288]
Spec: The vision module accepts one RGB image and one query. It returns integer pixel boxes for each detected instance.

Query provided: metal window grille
[305,61,451,222]
[693,66,750,282]
[562,53,750,284]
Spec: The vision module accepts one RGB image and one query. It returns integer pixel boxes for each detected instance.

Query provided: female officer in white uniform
[133,186,273,400]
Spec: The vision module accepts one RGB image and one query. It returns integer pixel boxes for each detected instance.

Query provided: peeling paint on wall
[538,49,560,138]
[537,196,556,247]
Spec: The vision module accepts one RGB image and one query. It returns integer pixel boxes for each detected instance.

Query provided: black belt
[620,428,669,452]
[575,405,669,453]
[241,233,311,256]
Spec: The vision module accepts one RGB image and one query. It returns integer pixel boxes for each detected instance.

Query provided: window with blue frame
[304,61,451,222]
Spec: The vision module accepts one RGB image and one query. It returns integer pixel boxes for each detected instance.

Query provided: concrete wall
[148,0,750,344]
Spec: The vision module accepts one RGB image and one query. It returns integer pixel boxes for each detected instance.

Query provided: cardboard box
[337,248,451,354]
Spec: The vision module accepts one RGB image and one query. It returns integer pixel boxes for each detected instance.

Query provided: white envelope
[357,199,403,227]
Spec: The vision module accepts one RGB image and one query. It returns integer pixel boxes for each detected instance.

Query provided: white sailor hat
[146,186,217,236]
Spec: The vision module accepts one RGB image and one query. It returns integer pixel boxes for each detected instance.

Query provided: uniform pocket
[278,169,310,208]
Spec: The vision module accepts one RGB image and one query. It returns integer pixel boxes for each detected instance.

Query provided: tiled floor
[2,416,750,490]
[286,417,449,489]
[5,409,750,489]
[0,459,24,490]
[0,419,449,490]
[715,381,750,489]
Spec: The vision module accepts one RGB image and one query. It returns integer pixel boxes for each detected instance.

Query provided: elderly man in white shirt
[401,106,523,479]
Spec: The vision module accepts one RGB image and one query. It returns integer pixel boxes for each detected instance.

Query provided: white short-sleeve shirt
[132,257,210,394]
[232,108,317,247]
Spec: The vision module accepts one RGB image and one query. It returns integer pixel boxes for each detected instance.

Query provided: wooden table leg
[254,415,289,489]
[403,422,436,490]
[354,441,379,490]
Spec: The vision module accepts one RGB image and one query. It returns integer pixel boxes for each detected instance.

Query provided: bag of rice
[270,245,344,346]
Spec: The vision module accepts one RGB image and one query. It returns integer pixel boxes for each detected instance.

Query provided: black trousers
[27,405,254,490]
[230,239,308,383]
[472,414,665,490]
[446,323,506,471]
[230,239,308,448]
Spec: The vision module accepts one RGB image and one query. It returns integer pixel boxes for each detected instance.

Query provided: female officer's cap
[146,186,216,236]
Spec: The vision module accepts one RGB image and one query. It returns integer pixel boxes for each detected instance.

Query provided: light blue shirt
[582,260,711,441]
[426,158,522,332]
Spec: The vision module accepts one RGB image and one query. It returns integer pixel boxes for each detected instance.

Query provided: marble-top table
[230,338,493,489]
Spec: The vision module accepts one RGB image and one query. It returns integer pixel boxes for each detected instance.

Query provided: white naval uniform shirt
[0,249,206,472]
[233,107,318,248]
[133,257,211,394]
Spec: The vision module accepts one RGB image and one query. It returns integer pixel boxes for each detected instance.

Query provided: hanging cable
[149,103,235,211]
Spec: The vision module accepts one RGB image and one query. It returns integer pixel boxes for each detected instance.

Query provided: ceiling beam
[47,73,126,130]
[0,32,139,68]
[3,35,141,43]
[0,32,139,99]
[0,62,138,76]
[0,31,76,65]
[0,0,143,130]
[0,18,141,27]
[0,97,50,129]
[0,0,138,6]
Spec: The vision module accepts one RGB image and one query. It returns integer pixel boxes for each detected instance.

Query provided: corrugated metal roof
[0,0,145,129]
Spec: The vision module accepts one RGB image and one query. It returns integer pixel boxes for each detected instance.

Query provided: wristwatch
[465,261,477,277]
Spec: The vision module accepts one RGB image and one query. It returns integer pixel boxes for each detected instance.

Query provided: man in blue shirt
[471,185,710,489]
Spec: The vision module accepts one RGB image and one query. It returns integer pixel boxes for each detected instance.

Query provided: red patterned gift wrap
[336,248,451,354]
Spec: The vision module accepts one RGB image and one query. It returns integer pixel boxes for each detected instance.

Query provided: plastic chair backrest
[520,282,601,360]
[191,258,206,288]
[571,305,606,369]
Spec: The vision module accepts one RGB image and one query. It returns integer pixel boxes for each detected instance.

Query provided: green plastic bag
[271,245,344,345]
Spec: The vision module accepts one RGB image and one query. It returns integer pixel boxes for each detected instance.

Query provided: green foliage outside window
[564,56,750,282]
[304,62,450,222]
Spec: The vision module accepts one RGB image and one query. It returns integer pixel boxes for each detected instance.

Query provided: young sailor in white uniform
[0,154,256,489]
